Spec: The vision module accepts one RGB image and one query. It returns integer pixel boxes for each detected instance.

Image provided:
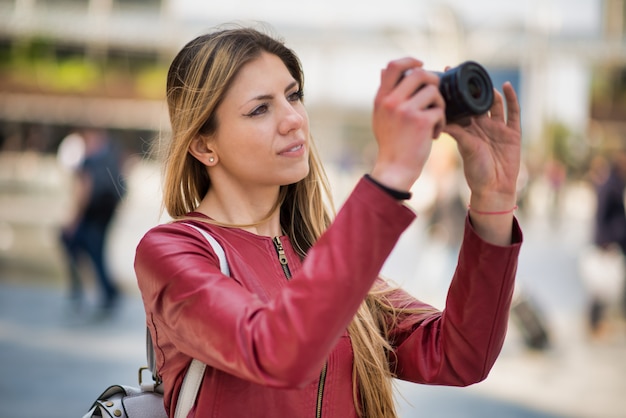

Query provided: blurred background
[1,0,625,417]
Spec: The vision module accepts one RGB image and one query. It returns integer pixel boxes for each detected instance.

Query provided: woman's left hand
[444,81,521,209]
[444,82,521,245]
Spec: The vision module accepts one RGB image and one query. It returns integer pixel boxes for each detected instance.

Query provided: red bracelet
[467,204,518,215]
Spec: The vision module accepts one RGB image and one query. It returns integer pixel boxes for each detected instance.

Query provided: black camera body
[433,61,494,125]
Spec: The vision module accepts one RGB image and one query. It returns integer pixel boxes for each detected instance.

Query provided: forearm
[394,216,522,385]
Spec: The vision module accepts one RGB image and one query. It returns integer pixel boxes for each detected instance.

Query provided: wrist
[369,164,419,193]
[467,194,517,246]
[364,174,412,200]
[468,204,518,215]
[468,192,517,214]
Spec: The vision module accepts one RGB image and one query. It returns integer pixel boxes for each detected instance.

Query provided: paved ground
[0,283,146,417]
[0,282,577,418]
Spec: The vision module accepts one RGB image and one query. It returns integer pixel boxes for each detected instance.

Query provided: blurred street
[1,159,626,418]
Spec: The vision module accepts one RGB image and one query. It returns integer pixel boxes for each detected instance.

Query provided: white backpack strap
[174,222,230,418]
[184,223,230,276]
[174,359,206,418]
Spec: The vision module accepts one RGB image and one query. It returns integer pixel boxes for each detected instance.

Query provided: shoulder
[134,221,227,289]
[136,221,219,266]
[139,221,193,244]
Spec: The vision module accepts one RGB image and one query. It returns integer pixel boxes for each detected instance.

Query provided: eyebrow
[245,81,299,104]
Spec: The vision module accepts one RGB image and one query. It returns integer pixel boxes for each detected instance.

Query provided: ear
[189,136,218,167]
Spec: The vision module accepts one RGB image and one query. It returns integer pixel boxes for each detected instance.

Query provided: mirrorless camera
[433,61,494,124]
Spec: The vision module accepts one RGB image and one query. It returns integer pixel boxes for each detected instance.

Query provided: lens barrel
[435,61,494,124]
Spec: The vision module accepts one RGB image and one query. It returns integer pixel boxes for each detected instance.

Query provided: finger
[488,88,505,123]
[432,119,445,139]
[425,108,446,139]
[397,68,440,100]
[443,120,472,147]
[409,84,444,111]
[407,82,446,139]
[379,58,423,94]
[502,82,521,131]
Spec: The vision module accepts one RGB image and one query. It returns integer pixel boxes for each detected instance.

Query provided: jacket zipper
[315,363,328,418]
[272,236,327,418]
[272,236,292,279]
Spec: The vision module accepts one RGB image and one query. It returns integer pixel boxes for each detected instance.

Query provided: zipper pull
[273,236,288,265]
[272,236,292,280]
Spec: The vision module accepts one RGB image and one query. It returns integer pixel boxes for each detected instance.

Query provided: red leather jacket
[134,178,522,418]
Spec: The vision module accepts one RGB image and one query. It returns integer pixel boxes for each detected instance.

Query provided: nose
[278,101,305,135]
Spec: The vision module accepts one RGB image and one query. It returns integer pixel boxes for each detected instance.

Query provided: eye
[288,90,304,103]
[246,104,268,117]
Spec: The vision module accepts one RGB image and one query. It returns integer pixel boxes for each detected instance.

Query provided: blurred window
[38,0,88,5]
[114,0,161,9]
[116,0,161,4]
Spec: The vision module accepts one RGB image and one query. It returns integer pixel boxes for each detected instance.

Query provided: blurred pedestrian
[135,26,522,418]
[589,150,626,332]
[424,141,467,250]
[544,157,567,226]
[59,128,125,315]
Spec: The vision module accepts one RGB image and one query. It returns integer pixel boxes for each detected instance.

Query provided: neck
[196,178,283,237]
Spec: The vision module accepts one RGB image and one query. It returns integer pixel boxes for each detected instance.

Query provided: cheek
[215,125,262,157]
[218,129,272,170]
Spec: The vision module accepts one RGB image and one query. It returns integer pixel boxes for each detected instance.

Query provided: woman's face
[209,52,310,189]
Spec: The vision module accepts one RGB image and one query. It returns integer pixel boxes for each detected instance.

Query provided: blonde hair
[161,25,420,417]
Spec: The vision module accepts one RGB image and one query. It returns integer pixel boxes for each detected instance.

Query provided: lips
[278,141,306,155]
[286,144,302,152]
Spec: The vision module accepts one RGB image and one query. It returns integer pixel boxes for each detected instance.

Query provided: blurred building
[0,0,625,159]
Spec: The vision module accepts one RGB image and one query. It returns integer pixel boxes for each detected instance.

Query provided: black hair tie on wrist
[364,174,412,200]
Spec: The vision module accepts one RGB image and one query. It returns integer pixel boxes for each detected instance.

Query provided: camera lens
[467,76,483,99]
[438,61,494,124]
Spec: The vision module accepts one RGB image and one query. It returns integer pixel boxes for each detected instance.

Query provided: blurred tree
[0,36,167,99]
[591,65,626,121]
[544,121,589,179]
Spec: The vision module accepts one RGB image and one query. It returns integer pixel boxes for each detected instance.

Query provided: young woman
[135,26,523,418]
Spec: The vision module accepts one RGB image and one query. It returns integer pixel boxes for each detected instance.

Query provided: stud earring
[209,157,215,163]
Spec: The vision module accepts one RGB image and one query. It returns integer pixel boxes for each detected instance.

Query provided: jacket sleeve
[388,215,523,386]
[134,177,416,389]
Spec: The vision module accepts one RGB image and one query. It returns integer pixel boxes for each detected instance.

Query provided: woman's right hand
[370,57,445,192]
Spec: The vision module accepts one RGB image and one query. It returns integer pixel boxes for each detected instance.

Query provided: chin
[282,163,310,186]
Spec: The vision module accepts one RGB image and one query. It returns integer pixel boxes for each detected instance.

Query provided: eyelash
[289,89,304,102]
[246,90,304,117]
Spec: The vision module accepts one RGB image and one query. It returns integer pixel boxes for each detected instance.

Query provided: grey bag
[82,350,206,418]
[82,384,168,418]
